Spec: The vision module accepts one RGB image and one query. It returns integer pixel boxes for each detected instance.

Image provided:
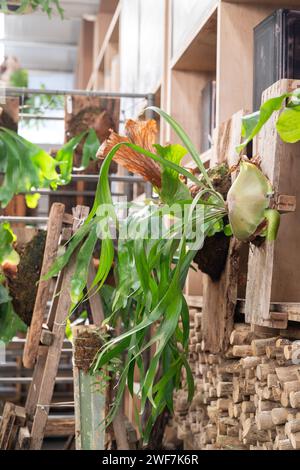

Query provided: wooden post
[29,206,88,450]
[245,79,300,328]
[23,203,65,368]
[72,325,105,450]
[202,110,245,353]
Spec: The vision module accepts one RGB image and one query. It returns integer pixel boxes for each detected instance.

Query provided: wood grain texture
[245,79,300,328]
[22,203,65,369]
[73,325,105,450]
[202,237,241,353]
[202,110,245,353]
[29,206,88,450]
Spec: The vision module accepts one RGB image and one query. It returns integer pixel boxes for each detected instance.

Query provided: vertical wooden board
[202,110,245,352]
[72,325,105,450]
[76,19,95,89]
[76,371,105,450]
[22,203,65,369]
[29,206,89,450]
[202,238,240,353]
[211,109,246,167]
[245,79,300,327]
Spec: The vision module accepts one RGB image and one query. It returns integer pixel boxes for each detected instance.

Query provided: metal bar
[4,86,149,100]
[20,190,124,197]
[144,93,155,198]
[0,216,49,224]
[72,174,144,183]
[0,174,144,183]
[19,114,64,121]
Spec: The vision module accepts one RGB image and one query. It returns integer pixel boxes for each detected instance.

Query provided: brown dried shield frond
[97,119,162,189]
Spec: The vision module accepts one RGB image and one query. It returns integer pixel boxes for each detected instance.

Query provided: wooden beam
[72,325,105,450]
[245,79,300,328]
[23,203,65,369]
[87,2,121,90]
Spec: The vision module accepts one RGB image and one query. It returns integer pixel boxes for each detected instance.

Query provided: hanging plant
[44,107,283,443]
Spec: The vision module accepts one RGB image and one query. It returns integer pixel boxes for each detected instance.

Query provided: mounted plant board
[49,95,120,212]
[202,110,247,353]
[245,79,300,329]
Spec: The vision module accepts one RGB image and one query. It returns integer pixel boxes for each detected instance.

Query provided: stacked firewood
[174,307,300,450]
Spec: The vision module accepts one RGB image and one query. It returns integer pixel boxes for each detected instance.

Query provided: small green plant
[0,0,64,18]
[237,87,300,151]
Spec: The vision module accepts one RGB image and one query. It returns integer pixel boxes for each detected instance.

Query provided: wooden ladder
[0,204,104,450]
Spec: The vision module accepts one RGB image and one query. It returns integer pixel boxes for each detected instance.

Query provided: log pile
[174,307,300,450]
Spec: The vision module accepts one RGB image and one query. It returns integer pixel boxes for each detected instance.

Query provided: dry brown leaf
[97,119,162,188]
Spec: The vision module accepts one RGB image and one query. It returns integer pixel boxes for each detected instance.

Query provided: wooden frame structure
[0,204,104,450]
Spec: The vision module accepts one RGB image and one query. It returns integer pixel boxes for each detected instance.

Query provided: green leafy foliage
[276,105,300,143]
[0,127,59,208]
[0,127,100,208]
[0,285,27,343]
[0,222,20,266]
[154,144,191,204]
[56,128,100,184]
[0,0,64,18]
[237,88,300,151]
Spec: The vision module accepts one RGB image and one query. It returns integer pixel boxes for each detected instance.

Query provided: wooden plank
[202,238,241,353]
[29,206,89,450]
[211,109,246,167]
[87,2,121,90]
[73,325,105,450]
[0,402,16,449]
[245,79,300,328]
[171,4,217,73]
[44,416,75,437]
[237,299,300,326]
[201,110,245,353]
[0,402,25,450]
[23,203,65,369]
[24,346,48,419]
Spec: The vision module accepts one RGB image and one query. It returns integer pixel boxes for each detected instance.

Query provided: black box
[254,9,300,111]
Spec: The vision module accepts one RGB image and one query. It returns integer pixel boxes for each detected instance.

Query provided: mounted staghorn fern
[43,107,284,443]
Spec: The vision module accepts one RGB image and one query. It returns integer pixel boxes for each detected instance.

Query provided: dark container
[253,9,300,111]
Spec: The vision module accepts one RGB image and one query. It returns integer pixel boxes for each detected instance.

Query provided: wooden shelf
[171,5,217,73]
[237,299,300,324]
[87,2,121,90]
